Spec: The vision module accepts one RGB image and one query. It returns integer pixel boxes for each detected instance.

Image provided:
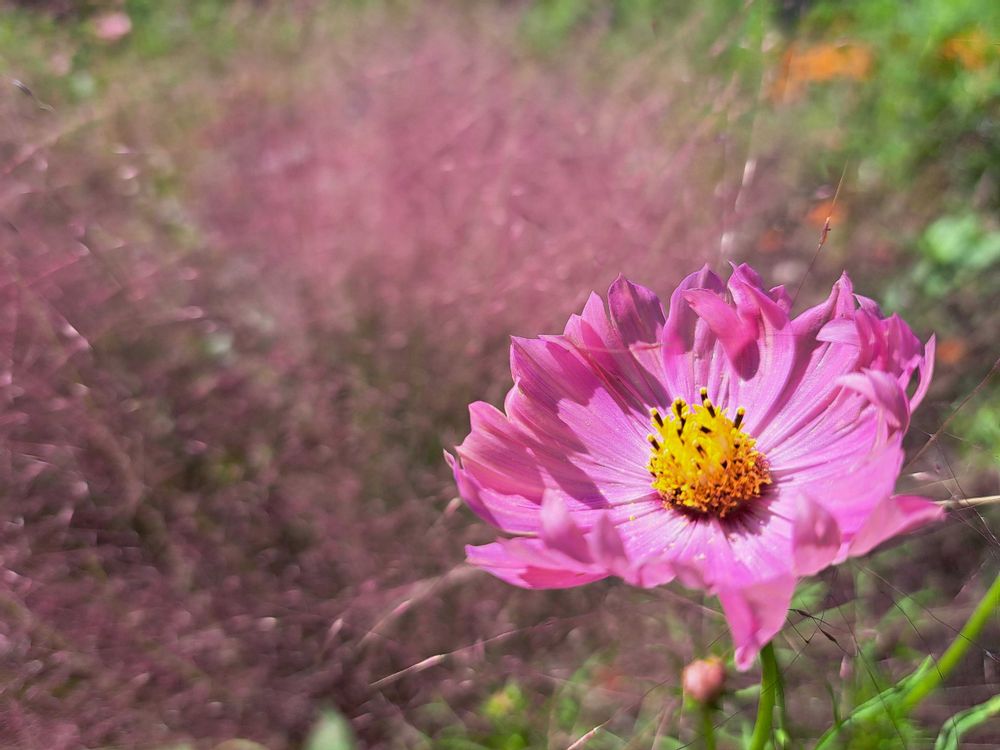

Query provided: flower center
[647,388,771,518]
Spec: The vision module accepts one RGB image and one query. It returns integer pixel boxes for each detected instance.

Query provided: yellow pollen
[647,389,771,518]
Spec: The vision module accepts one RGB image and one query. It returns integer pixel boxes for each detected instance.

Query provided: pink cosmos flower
[447,264,943,669]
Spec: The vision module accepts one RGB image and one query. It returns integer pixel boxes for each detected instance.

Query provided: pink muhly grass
[0,14,738,748]
[449,264,943,668]
[202,17,726,372]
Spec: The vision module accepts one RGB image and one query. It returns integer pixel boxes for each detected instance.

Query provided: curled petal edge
[846,494,945,559]
[719,576,797,671]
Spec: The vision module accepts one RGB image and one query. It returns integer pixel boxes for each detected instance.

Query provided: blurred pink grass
[0,14,734,748]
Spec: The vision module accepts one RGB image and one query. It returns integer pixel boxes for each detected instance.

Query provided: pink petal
[659,494,796,590]
[672,263,800,433]
[606,275,672,406]
[769,284,792,313]
[847,494,945,558]
[722,266,799,430]
[719,576,797,670]
[838,369,910,436]
[506,336,649,467]
[466,540,606,589]
[791,497,842,576]
[817,318,859,346]
[774,440,905,542]
[681,288,756,371]
[448,450,543,534]
[662,265,725,355]
[628,556,677,588]
[660,265,725,401]
[909,335,935,411]
[729,263,790,331]
[608,274,665,350]
[588,513,630,578]
[540,493,592,563]
[564,286,669,408]
[457,401,544,498]
[756,274,858,448]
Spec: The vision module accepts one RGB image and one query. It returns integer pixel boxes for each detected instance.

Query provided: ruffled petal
[755,274,858,449]
[660,265,726,402]
[672,264,798,432]
[608,274,665,351]
[448,451,545,534]
[506,335,649,470]
[791,496,842,576]
[588,513,631,580]
[718,576,797,670]
[722,264,798,430]
[847,494,945,558]
[773,439,905,542]
[769,284,793,313]
[606,275,672,406]
[539,492,591,562]
[466,539,607,589]
[655,492,797,590]
[681,288,756,373]
[838,369,910,439]
[909,334,935,412]
[561,293,658,408]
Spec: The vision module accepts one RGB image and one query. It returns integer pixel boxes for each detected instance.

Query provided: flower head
[447,264,943,669]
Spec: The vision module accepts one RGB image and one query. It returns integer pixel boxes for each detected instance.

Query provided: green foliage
[803,0,1000,194]
[906,213,1000,299]
[304,710,357,750]
[123,0,238,58]
[790,0,1000,464]
[428,680,568,749]
[426,682,532,750]
[0,0,247,107]
[814,657,935,749]
[934,693,1000,749]
[923,214,1000,270]
[956,389,1000,465]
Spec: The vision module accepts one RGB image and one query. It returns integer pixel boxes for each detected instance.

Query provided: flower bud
[682,657,726,705]
[92,12,132,42]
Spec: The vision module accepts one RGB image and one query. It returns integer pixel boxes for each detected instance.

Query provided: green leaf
[934,693,1000,750]
[304,709,356,750]
[814,657,935,749]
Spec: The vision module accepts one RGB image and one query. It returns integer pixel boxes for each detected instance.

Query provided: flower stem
[748,643,780,750]
[700,703,717,750]
[774,659,790,748]
[903,572,1000,711]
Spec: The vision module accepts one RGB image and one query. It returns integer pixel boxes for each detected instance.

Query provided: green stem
[748,643,780,750]
[902,572,1000,711]
[700,702,717,750]
[774,659,790,748]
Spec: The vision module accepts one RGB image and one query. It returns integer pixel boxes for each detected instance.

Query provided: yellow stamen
[647,395,770,518]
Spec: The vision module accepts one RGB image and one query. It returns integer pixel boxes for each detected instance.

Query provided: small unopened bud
[839,655,854,681]
[682,657,726,705]
[92,12,132,42]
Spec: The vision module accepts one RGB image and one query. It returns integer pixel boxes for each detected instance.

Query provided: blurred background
[0,1,998,748]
